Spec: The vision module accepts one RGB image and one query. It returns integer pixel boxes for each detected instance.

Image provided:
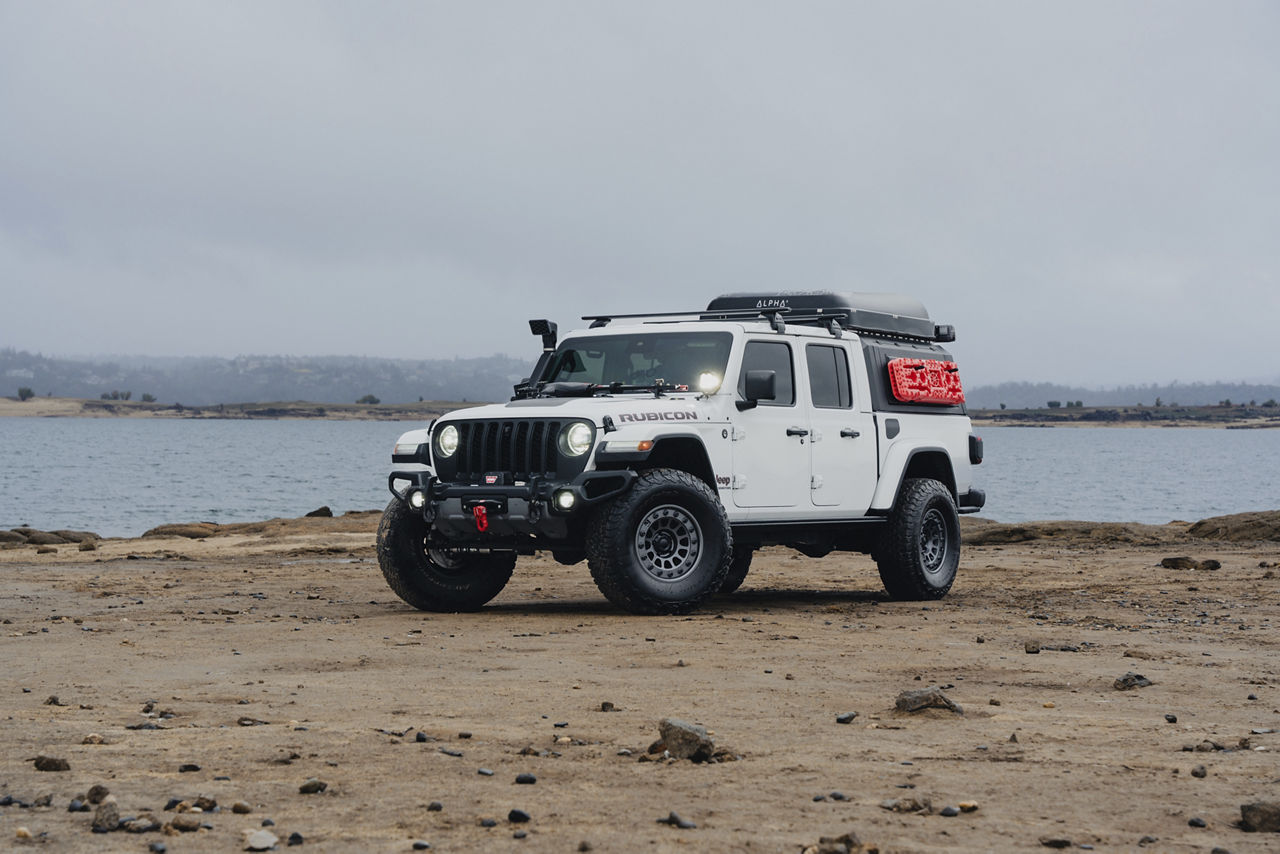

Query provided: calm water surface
[1,419,1276,537]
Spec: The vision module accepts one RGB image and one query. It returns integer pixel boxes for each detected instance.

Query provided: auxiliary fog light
[408,489,427,509]
[697,371,722,394]
[553,490,577,512]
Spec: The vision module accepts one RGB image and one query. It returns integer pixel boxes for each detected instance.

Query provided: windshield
[544,331,733,390]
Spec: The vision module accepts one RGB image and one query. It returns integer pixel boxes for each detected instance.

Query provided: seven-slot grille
[454,420,563,483]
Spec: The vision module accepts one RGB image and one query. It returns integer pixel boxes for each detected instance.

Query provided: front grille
[454,419,562,482]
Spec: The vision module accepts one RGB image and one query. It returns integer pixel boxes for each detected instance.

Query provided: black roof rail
[581,292,952,342]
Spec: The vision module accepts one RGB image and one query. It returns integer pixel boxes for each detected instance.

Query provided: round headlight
[560,421,594,457]
[697,371,722,394]
[436,424,459,458]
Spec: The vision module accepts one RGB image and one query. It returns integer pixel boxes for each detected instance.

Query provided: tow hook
[472,505,489,532]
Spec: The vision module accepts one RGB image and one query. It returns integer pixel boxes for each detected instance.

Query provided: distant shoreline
[0,397,472,421]
[4,397,1279,428]
[971,404,1280,429]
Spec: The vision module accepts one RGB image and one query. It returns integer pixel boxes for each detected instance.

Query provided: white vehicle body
[380,292,984,615]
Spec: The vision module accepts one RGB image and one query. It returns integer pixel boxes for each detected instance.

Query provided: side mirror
[737,369,776,411]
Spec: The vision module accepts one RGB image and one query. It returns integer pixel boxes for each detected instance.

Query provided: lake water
[1,419,1276,538]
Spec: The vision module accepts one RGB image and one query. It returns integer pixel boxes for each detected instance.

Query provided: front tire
[876,478,960,600]
[718,546,754,596]
[586,469,732,615]
[377,499,516,611]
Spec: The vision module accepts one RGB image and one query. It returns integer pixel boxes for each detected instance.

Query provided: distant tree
[1154,397,1162,407]
[101,392,111,400]
[1075,400,1083,408]
[999,403,1006,410]
[141,393,156,403]
[1264,399,1277,408]
[1047,400,1061,409]
[1220,399,1233,407]
[121,391,132,401]
[357,394,380,405]
[17,386,34,401]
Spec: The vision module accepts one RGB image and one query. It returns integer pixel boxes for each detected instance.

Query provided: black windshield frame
[543,332,733,390]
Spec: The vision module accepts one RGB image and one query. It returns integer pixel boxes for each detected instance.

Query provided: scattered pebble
[427,801,443,812]
[835,711,858,724]
[895,687,963,715]
[244,829,279,851]
[478,768,494,776]
[1188,817,1207,828]
[508,808,531,823]
[1240,801,1280,832]
[940,805,960,817]
[516,773,537,784]
[1191,765,1207,778]
[1165,714,1177,723]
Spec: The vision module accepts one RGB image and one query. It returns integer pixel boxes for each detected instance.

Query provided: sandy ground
[2,514,1279,853]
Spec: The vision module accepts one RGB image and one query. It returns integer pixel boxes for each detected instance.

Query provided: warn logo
[617,411,698,423]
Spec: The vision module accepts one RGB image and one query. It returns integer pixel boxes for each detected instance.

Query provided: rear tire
[377,499,516,611]
[876,478,960,600]
[586,469,732,615]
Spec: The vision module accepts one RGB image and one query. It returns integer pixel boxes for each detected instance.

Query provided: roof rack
[582,291,954,342]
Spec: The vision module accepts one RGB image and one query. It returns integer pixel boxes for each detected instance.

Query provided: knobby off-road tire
[718,546,755,596]
[876,478,961,600]
[376,498,516,612]
[586,468,732,615]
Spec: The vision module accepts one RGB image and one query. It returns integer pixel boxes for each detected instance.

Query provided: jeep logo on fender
[617,411,698,423]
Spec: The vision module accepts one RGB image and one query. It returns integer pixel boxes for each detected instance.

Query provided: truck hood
[437,395,713,428]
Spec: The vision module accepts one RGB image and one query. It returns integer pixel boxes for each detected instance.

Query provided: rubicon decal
[617,411,699,422]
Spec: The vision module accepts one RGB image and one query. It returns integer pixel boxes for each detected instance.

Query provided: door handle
[786,426,809,437]
[840,428,861,438]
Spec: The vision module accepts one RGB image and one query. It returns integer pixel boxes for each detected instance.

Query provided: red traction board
[887,358,965,405]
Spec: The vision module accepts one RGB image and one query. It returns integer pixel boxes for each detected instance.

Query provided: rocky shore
[2,511,1278,851]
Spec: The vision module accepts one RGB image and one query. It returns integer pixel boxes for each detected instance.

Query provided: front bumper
[388,469,635,543]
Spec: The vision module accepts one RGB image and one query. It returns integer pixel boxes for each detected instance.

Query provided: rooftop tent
[704,291,945,341]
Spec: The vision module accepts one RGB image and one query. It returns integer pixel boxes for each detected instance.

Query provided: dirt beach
[2,512,1279,852]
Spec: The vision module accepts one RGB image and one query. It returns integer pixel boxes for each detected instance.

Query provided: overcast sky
[2,2,1277,388]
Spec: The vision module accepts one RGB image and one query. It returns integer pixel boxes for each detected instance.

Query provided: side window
[806,344,852,409]
[738,340,795,406]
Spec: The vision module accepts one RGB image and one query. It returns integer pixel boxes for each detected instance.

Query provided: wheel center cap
[653,531,676,556]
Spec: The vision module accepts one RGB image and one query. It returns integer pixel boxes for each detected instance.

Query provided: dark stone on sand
[657,811,697,829]
[91,800,120,832]
[516,773,537,784]
[298,778,327,794]
[1188,816,1207,827]
[1191,765,1207,778]
[87,784,109,804]
[179,763,201,772]
[412,843,431,850]
[304,506,333,517]
[836,711,859,724]
[658,718,715,761]
[895,686,963,715]
[33,755,70,772]
[427,801,443,812]
[68,798,89,812]
[1165,714,1177,723]
[940,805,961,817]
[1240,801,1280,832]
[508,809,531,823]
[288,831,304,845]
[1039,838,1072,849]
[1114,672,1153,690]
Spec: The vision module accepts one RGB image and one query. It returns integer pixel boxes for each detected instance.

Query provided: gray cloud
[2,1,1277,386]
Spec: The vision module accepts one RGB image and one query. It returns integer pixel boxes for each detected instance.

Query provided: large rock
[22,530,69,546]
[0,530,27,544]
[142,523,218,539]
[1241,801,1280,832]
[658,718,715,761]
[1189,510,1280,542]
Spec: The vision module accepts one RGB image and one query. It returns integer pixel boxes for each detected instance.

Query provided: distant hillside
[2,349,534,406]
[6,347,1279,410]
[966,380,1280,410]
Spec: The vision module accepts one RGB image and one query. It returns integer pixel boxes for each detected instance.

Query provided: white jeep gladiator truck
[380,291,984,615]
